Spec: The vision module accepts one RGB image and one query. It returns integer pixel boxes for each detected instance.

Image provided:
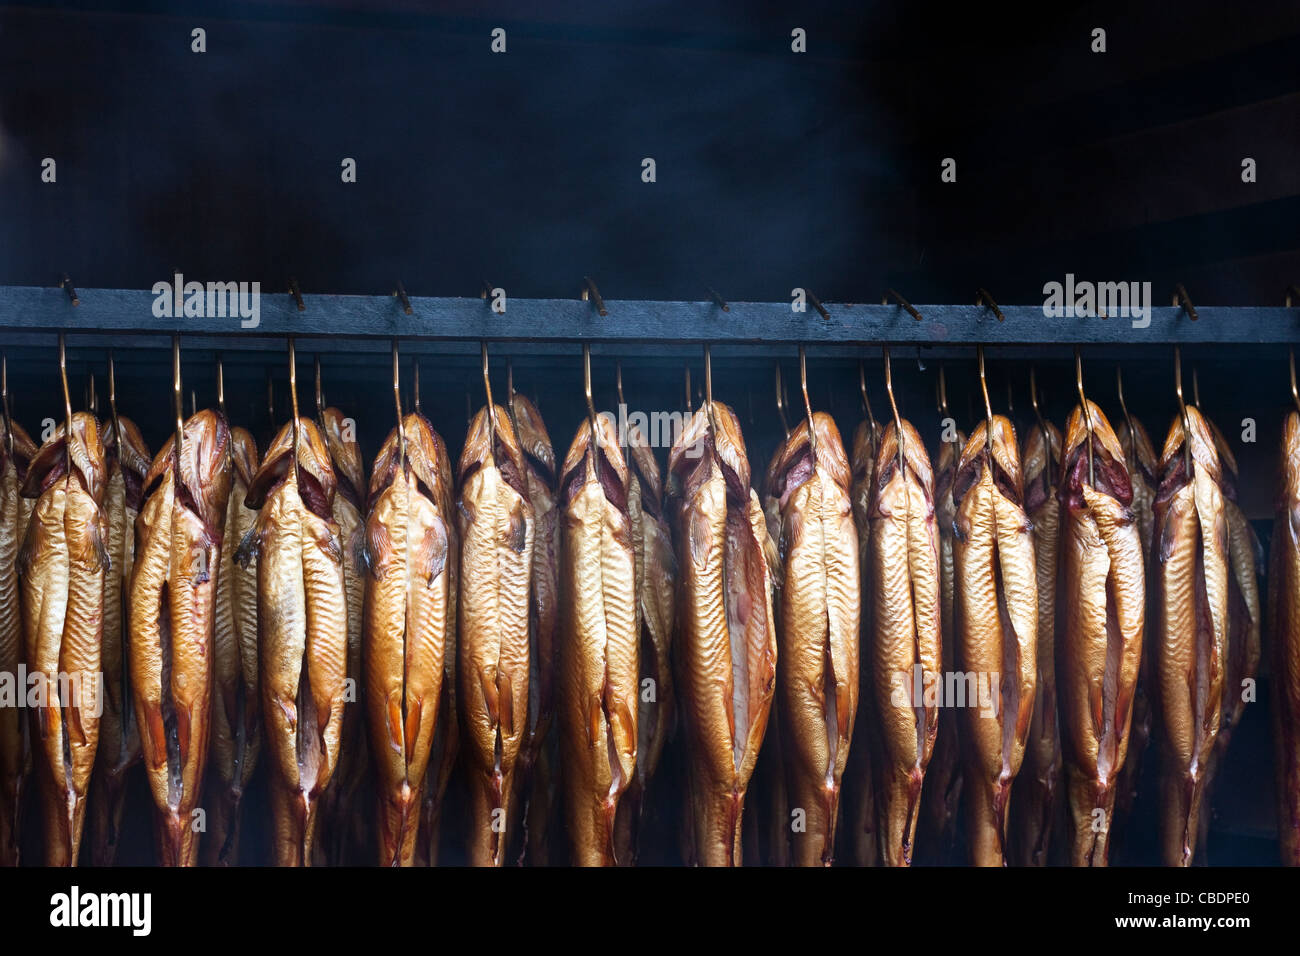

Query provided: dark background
[1,0,1297,865]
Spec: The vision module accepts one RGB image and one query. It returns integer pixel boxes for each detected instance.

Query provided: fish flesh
[204,425,259,865]
[557,413,638,865]
[88,415,150,865]
[0,416,36,866]
[766,413,859,866]
[667,401,777,866]
[612,413,676,865]
[918,425,966,862]
[1056,402,1145,866]
[868,418,941,866]
[1009,420,1062,866]
[20,413,108,866]
[1109,414,1157,853]
[314,406,369,865]
[1194,416,1260,859]
[363,412,455,866]
[844,418,880,866]
[129,409,231,866]
[1270,409,1300,864]
[238,416,347,866]
[507,392,560,864]
[457,403,533,866]
[951,416,1037,867]
[1151,405,1228,867]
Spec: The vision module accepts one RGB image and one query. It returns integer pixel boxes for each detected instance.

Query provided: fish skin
[869,418,942,867]
[1109,415,1158,856]
[612,413,675,865]
[205,425,260,865]
[128,409,231,866]
[668,402,777,866]
[362,412,455,866]
[457,404,534,867]
[314,407,370,865]
[241,417,348,866]
[1055,403,1145,866]
[951,416,1038,867]
[1151,405,1228,867]
[0,417,36,866]
[1009,420,1063,866]
[506,392,561,864]
[18,413,108,866]
[1194,415,1261,860]
[558,413,639,866]
[918,426,966,862]
[1271,411,1300,864]
[766,413,859,866]
[88,416,150,866]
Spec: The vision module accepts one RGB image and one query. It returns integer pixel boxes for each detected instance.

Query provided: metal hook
[1029,366,1050,465]
[2,355,12,459]
[1174,346,1192,471]
[392,339,406,472]
[314,354,325,423]
[705,285,730,312]
[57,334,73,475]
[976,288,1004,322]
[190,389,196,418]
[938,363,950,417]
[1172,284,1198,321]
[1290,348,1300,416]
[216,354,226,419]
[288,337,300,470]
[506,357,516,425]
[288,278,305,312]
[858,360,877,434]
[883,347,905,473]
[393,280,414,316]
[883,288,923,322]
[704,344,715,429]
[172,334,184,470]
[60,274,80,307]
[1191,366,1200,409]
[1075,348,1094,486]
[582,277,608,317]
[775,364,790,438]
[684,365,693,413]
[413,359,421,415]
[1286,285,1300,309]
[582,343,599,450]
[482,341,498,462]
[977,345,993,453]
[799,347,817,456]
[806,289,830,321]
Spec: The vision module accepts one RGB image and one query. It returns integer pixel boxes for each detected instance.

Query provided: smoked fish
[129,409,231,866]
[457,403,533,867]
[89,415,150,866]
[204,424,259,865]
[951,416,1037,867]
[1056,402,1145,866]
[239,417,348,866]
[767,413,859,866]
[20,414,108,867]
[667,401,777,866]
[363,412,456,866]
[1010,420,1062,866]
[557,412,638,866]
[869,418,941,867]
[613,416,676,865]
[1151,405,1228,867]
[0,415,36,865]
[1270,409,1300,864]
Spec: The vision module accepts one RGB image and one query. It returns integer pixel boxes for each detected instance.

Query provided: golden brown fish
[869,418,941,866]
[918,425,966,862]
[314,406,369,865]
[88,415,150,866]
[557,412,638,865]
[1195,415,1260,859]
[204,425,259,866]
[129,409,231,866]
[1110,414,1157,853]
[363,412,455,866]
[457,403,533,866]
[1056,402,1145,866]
[507,392,560,864]
[20,413,108,867]
[844,418,880,866]
[0,416,36,866]
[1271,410,1300,865]
[1151,405,1228,867]
[1009,420,1062,866]
[766,413,859,866]
[951,416,1037,867]
[238,416,347,866]
[612,415,676,865]
[667,401,777,866]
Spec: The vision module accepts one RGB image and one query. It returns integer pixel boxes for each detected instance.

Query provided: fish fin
[234,525,262,569]
[386,691,404,754]
[176,702,192,767]
[688,506,711,569]
[417,519,448,587]
[497,669,515,735]
[404,695,423,758]
[478,667,500,727]
[366,519,397,579]
[506,499,527,554]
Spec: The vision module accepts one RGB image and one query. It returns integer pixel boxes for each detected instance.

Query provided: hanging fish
[1270,407,1300,865]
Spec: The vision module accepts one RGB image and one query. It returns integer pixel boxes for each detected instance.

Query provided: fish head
[874,417,933,497]
[104,415,152,511]
[244,417,336,517]
[21,411,107,504]
[1060,400,1132,509]
[321,407,365,509]
[228,426,261,490]
[458,404,529,499]
[508,392,557,491]
[1115,415,1157,488]
[766,411,850,511]
[1020,419,1062,514]
[174,409,235,529]
[850,419,880,486]
[1155,404,1222,500]
[624,418,662,513]
[559,411,629,512]
[1,416,38,482]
